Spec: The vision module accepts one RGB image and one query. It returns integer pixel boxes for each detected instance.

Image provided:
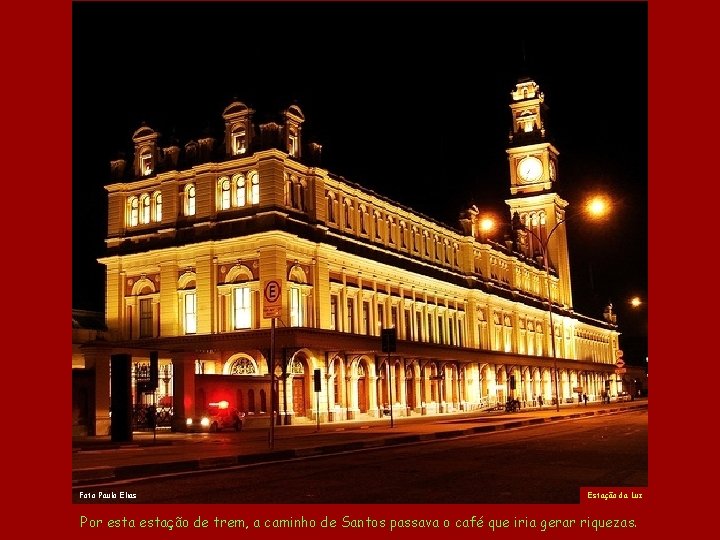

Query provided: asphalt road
[73,408,647,504]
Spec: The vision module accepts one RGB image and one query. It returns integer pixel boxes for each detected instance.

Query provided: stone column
[83,348,111,436]
[171,353,196,431]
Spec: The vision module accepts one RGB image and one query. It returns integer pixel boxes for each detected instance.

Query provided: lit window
[235,174,246,207]
[185,184,196,216]
[288,129,298,157]
[250,171,259,204]
[185,293,197,334]
[233,129,247,155]
[290,288,303,327]
[141,194,151,224]
[140,153,153,176]
[129,197,139,227]
[234,287,251,329]
[220,177,231,210]
[154,192,162,222]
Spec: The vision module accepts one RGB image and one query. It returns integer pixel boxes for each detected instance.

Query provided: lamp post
[483,196,610,412]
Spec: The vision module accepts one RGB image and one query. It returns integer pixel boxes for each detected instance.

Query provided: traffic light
[381,328,397,352]
[313,368,321,392]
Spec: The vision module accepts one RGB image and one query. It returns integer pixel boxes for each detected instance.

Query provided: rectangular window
[438,315,444,344]
[415,311,423,341]
[363,301,371,335]
[458,321,464,347]
[391,306,398,329]
[377,304,384,331]
[290,288,303,327]
[233,131,247,155]
[330,295,338,330]
[185,293,197,334]
[427,313,434,343]
[140,153,152,176]
[449,316,455,346]
[404,309,412,340]
[139,298,153,338]
[234,287,251,329]
[347,298,355,333]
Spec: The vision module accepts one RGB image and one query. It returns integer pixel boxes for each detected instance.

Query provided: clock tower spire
[505,77,573,309]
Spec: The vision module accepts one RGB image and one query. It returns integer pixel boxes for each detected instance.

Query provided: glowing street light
[481,196,611,411]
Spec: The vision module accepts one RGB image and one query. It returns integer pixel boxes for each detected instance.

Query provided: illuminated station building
[77,77,623,435]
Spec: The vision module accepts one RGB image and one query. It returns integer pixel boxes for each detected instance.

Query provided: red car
[185,401,245,432]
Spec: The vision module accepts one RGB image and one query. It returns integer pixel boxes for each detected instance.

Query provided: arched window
[153,191,162,222]
[344,199,352,229]
[374,211,381,239]
[234,286,251,329]
[298,179,306,211]
[359,205,367,234]
[285,175,293,207]
[184,293,197,334]
[235,174,246,207]
[288,266,308,328]
[399,222,407,248]
[250,171,259,204]
[326,192,336,222]
[129,197,139,227]
[185,184,196,216]
[140,194,151,224]
[220,177,231,210]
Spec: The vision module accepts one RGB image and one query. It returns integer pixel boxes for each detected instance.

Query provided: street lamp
[481,196,610,411]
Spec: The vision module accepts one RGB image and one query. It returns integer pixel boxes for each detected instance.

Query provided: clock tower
[505,77,573,309]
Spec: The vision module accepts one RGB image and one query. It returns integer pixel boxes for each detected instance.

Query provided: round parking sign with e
[264,280,281,303]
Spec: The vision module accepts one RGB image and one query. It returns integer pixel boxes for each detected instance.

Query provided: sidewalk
[72,400,647,486]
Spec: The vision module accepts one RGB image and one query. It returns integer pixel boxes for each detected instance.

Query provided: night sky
[72,1,647,363]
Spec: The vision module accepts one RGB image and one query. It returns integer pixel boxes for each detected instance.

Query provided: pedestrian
[583,392,588,405]
[538,395,543,408]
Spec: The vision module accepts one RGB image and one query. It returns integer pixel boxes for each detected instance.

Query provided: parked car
[185,401,246,432]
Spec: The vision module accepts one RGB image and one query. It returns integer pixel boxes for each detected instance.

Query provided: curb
[72,403,647,486]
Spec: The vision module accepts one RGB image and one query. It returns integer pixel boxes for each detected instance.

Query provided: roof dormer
[223,100,255,157]
[283,104,305,158]
[132,123,159,178]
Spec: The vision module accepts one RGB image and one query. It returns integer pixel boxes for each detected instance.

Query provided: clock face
[517,156,543,182]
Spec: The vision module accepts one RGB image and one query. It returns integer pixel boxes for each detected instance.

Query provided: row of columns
[80,348,619,435]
